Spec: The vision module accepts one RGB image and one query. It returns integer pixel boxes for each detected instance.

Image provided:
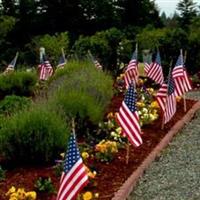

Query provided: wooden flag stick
[183,49,187,112]
[126,141,130,164]
[72,117,76,135]
[161,61,173,130]
[61,48,65,61]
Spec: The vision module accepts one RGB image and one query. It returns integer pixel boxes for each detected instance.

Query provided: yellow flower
[25,191,37,200]
[9,193,18,199]
[17,188,26,200]
[6,186,16,196]
[136,102,145,107]
[82,191,93,200]
[150,101,159,109]
[60,152,65,158]
[9,196,18,200]
[176,96,182,102]
[107,112,114,119]
[82,152,89,160]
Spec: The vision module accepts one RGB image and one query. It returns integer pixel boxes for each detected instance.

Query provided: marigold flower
[176,96,182,102]
[82,191,93,200]
[82,152,89,160]
[25,191,37,200]
[6,186,16,196]
[17,188,26,200]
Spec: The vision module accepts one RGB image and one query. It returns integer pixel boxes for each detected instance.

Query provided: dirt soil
[0,97,197,200]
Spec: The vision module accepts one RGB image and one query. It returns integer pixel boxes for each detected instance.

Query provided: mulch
[0,97,197,200]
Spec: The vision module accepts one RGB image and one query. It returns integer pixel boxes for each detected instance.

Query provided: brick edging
[112,101,200,200]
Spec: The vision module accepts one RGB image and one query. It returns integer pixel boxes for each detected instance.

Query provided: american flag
[156,73,176,124]
[56,134,88,200]
[144,53,152,75]
[124,50,139,89]
[116,84,143,147]
[146,52,164,85]
[38,54,53,80]
[88,51,102,70]
[172,53,192,96]
[57,54,66,69]
[4,52,19,72]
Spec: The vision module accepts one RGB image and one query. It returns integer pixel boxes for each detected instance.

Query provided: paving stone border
[112,100,200,200]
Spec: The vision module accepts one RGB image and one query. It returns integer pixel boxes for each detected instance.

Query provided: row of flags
[56,48,192,200]
[3,47,192,200]
[3,49,102,80]
[119,47,192,147]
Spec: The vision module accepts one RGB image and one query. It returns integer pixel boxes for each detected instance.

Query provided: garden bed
[0,97,197,200]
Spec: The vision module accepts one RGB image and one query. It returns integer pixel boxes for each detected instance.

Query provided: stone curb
[112,100,200,200]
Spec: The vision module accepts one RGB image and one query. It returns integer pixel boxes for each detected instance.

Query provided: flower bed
[0,97,196,200]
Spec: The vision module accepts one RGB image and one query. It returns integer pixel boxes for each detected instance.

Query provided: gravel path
[128,91,200,200]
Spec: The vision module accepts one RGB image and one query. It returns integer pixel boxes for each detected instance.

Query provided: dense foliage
[0,104,70,164]
[0,0,199,75]
[0,71,37,98]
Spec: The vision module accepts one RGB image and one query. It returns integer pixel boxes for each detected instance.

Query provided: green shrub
[34,177,55,194]
[0,95,31,116]
[0,104,70,164]
[49,60,114,124]
[0,165,6,181]
[0,71,37,98]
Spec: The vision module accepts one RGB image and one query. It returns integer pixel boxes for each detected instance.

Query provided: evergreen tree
[177,0,198,27]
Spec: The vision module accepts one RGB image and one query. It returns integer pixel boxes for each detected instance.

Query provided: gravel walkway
[128,91,200,200]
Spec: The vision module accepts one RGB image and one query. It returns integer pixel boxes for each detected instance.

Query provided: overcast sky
[155,0,199,17]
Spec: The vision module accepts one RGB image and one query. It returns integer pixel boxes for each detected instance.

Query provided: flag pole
[126,141,130,164]
[72,117,76,136]
[182,49,187,112]
[61,47,66,62]
[161,61,172,130]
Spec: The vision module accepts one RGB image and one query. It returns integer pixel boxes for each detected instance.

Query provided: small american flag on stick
[124,47,139,89]
[156,68,177,124]
[4,52,19,73]
[56,134,88,200]
[38,51,53,80]
[88,50,102,70]
[57,48,67,69]
[172,50,192,96]
[146,51,164,85]
[116,83,143,147]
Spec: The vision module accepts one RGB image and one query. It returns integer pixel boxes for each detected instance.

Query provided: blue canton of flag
[168,74,175,95]
[124,85,137,112]
[64,135,81,172]
[56,134,88,200]
[57,55,66,68]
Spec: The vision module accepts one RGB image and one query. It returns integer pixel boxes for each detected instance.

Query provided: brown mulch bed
[0,97,197,200]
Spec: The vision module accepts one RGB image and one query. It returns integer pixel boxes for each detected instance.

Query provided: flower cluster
[6,186,36,200]
[113,73,125,94]
[136,81,160,126]
[95,140,118,162]
[79,191,99,200]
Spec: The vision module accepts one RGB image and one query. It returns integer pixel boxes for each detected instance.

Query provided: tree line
[0,0,200,75]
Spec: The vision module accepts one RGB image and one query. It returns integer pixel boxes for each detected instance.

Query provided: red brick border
[112,101,200,200]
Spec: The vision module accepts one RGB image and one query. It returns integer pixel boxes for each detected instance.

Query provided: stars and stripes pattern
[156,74,176,124]
[57,54,66,69]
[56,134,88,200]
[38,54,53,80]
[124,51,139,89]
[116,84,143,147]
[172,53,192,96]
[146,52,164,85]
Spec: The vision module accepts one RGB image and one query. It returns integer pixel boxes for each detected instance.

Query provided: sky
[155,0,199,17]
